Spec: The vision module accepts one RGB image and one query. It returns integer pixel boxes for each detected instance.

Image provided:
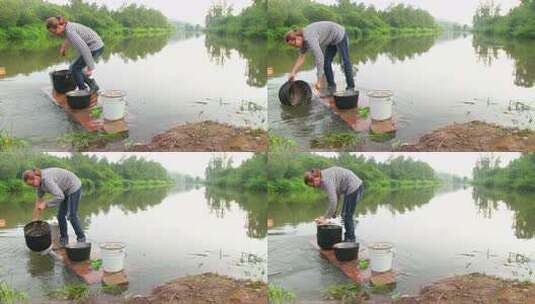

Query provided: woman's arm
[42,179,65,207]
[289,53,306,81]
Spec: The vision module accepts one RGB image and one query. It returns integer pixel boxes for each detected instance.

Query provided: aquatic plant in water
[0,281,28,304]
[268,284,296,304]
[310,132,365,149]
[46,283,90,302]
[324,284,368,302]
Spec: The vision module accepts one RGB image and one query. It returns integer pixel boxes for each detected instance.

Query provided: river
[268,186,535,300]
[0,33,267,150]
[268,33,535,150]
[0,185,267,301]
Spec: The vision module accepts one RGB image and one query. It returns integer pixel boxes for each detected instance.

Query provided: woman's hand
[288,72,296,82]
[84,68,93,77]
[35,199,47,210]
[315,216,329,225]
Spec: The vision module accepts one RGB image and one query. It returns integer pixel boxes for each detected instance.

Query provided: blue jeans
[341,185,364,241]
[57,188,85,244]
[69,47,104,90]
[324,33,355,89]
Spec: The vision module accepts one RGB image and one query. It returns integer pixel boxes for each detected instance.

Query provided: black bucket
[24,221,51,252]
[50,70,77,94]
[279,80,312,106]
[317,224,342,250]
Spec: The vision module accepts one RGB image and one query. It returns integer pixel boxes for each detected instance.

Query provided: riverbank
[398,121,535,152]
[0,24,175,50]
[394,273,535,304]
[0,179,175,198]
[127,273,267,304]
[269,179,442,205]
[129,121,267,152]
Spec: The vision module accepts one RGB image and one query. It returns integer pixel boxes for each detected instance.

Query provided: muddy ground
[129,121,267,152]
[399,121,535,152]
[394,273,535,304]
[126,273,267,304]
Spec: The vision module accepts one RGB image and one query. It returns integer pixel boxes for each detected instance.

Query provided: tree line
[268,152,440,196]
[0,151,174,194]
[204,153,268,192]
[205,0,268,39]
[0,0,173,46]
[473,153,535,191]
[203,152,445,197]
[206,0,439,40]
[473,0,535,39]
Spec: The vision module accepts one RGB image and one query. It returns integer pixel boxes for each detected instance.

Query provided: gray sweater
[65,22,104,70]
[37,168,82,207]
[320,167,362,218]
[299,21,346,78]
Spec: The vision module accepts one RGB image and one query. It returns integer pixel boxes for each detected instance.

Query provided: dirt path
[399,121,535,152]
[394,273,535,304]
[126,273,267,304]
[129,121,267,152]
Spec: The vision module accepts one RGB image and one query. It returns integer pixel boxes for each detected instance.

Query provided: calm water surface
[0,33,267,150]
[0,185,267,300]
[268,186,535,300]
[268,33,535,150]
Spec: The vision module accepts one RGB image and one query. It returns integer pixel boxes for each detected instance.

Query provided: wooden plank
[48,227,128,286]
[370,271,396,286]
[313,87,396,134]
[310,239,371,284]
[102,271,129,286]
[41,87,128,134]
[50,246,104,285]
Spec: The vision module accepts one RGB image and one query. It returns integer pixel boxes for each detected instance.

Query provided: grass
[46,283,91,302]
[324,284,368,302]
[310,132,365,150]
[269,134,298,152]
[100,284,126,296]
[268,284,296,304]
[60,131,126,151]
[0,129,26,152]
[0,281,28,304]
[90,107,103,119]
[368,132,395,143]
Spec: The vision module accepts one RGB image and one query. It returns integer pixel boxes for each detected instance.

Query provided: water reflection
[472,35,535,88]
[205,187,267,239]
[269,187,439,228]
[205,34,267,87]
[0,186,173,229]
[0,33,174,78]
[473,187,535,239]
[268,34,439,78]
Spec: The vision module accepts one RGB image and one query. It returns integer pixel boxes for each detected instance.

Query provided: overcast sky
[48,152,253,177]
[46,0,253,25]
[316,152,521,177]
[316,0,522,25]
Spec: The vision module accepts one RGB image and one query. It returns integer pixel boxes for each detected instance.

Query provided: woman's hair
[285,28,304,43]
[46,16,65,30]
[22,168,41,182]
[304,169,320,185]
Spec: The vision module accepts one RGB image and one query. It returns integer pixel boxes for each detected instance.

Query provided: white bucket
[368,90,393,121]
[101,90,127,121]
[368,242,394,272]
[100,242,126,273]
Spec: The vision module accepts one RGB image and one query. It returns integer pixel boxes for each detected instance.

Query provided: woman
[304,166,364,242]
[46,16,104,93]
[23,168,85,247]
[285,21,355,96]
